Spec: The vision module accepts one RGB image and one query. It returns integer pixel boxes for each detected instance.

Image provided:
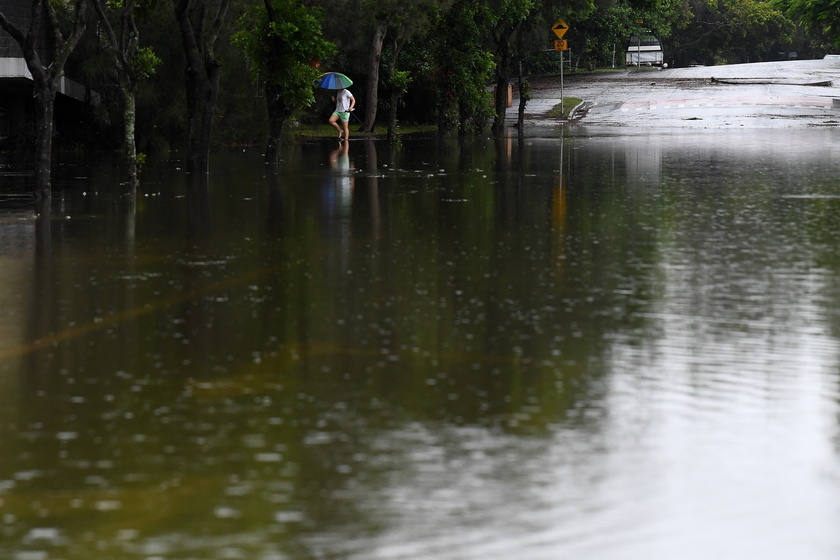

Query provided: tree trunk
[264,85,291,164]
[262,2,288,163]
[492,76,509,135]
[385,37,405,143]
[517,60,526,135]
[361,22,386,133]
[190,59,221,174]
[92,0,141,189]
[492,39,511,135]
[386,87,399,143]
[33,82,57,200]
[173,0,229,175]
[181,55,220,175]
[123,85,138,189]
[492,21,525,136]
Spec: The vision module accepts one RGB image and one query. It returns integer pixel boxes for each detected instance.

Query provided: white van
[626,35,664,67]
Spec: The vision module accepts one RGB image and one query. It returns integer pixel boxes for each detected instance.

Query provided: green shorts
[333,111,350,123]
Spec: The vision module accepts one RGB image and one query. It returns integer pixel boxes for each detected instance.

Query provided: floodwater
[1,128,840,560]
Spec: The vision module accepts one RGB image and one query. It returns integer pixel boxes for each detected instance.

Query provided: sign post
[635,19,644,68]
[552,19,570,116]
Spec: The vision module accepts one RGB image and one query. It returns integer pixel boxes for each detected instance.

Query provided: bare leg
[329,114,343,139]
[342,120,350,141]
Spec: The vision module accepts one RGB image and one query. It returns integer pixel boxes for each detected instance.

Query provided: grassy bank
[292,123,437,139]
[547,98,583,119]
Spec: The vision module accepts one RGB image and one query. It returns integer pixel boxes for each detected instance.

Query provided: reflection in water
[0,130,839,559]
[0,199,34,438]
[187,173,214,241]
[324,140,355,272]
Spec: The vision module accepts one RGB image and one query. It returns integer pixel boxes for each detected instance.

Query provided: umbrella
[315,72,353,90]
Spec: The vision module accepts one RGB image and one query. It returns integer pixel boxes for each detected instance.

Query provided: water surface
[1,129,840,559]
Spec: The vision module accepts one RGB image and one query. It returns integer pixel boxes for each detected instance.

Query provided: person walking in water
[329,88,355,141]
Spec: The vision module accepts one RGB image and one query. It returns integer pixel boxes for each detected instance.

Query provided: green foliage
[519,78,530,101]
[390,69,413,93]
[666,0,795,66]
[104,0,157,17]
[776,0,840,45]
[496,0,539,28]
[232,0,336,112]
[132,45,160,78]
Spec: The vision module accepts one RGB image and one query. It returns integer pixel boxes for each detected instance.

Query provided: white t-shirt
[336,89,353,112]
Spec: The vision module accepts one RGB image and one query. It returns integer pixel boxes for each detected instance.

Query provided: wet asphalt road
[508,58,840,129]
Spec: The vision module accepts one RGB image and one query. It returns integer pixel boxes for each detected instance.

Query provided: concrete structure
[0,0,89,147]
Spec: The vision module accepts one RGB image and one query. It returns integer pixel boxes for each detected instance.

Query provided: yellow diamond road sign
[552,19,569,40]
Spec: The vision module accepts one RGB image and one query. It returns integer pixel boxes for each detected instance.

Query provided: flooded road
[2,129,840,559]
[518,58,840,129]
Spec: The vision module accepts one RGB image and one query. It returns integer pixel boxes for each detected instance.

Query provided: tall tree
[170,0,231,174]
[365,0,448,136]
[426,0,496,134]
[233,0,334,163]
[383,43,410,141]
[489,0,538,135]
[91,0,160,189]
[0,0,89,198]
[360,20,385,133]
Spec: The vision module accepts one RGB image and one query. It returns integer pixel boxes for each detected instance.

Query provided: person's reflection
[329,139,351,174]
[327,140,354,216]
